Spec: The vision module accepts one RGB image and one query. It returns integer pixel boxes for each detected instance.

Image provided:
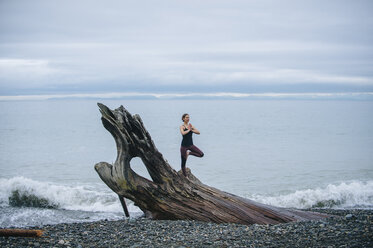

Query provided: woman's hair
[182,113,189,121]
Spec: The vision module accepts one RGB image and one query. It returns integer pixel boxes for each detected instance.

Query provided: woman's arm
[190,124,200,135]
[180,125,191,135]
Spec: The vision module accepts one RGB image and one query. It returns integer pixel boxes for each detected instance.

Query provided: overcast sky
[0,0,372,95]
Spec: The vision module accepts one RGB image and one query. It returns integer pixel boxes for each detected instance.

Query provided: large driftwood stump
[95,103,328,225]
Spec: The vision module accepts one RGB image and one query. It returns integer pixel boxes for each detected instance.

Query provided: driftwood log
[95,103,328,225]
[0,229,43,237]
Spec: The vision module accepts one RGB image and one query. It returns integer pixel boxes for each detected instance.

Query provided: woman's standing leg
[180,146,188,176]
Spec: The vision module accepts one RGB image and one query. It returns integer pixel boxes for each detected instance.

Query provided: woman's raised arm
[180,125,191,135]
[190,124,200,135]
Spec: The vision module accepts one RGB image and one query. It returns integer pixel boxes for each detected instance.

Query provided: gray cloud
[0,0,372,95]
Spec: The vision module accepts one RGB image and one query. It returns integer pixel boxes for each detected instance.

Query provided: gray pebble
[345,214,353,219]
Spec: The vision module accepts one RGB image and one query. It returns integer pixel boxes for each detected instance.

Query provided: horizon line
[1,92,373,101]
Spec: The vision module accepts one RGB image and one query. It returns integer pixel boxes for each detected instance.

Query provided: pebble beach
[1,209,372,247]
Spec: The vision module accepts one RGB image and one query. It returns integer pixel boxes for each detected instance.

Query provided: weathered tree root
[95,103,328,225]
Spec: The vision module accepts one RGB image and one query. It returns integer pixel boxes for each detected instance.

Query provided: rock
[345,214,353,219]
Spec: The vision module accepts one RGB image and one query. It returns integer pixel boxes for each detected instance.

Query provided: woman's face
[183,115,190,123]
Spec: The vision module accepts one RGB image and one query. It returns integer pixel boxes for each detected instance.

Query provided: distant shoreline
[1,209,372,247]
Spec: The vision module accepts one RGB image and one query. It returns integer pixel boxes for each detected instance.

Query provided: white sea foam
[2,177,371,213]
[249,181,373,209]
[0,177,372,227]
[0,177,140,213]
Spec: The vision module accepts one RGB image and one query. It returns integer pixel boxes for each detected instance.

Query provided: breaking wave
[249,181,373,209]
[0,177,139,213]
[1,177,372,227]
[2,177,372,212]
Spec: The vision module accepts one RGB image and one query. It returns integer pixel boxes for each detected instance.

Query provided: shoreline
[1,209,372,247]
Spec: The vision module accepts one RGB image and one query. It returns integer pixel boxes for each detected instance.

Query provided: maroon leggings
[180,145,204,176]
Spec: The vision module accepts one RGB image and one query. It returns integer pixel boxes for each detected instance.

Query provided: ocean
[0,98,372,228]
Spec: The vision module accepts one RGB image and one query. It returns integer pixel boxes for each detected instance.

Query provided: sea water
[0,99,372,227]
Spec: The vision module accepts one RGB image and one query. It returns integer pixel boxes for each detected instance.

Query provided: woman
[180,113,204,177]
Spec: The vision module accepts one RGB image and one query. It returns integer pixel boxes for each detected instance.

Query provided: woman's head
[182,113,189,122]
